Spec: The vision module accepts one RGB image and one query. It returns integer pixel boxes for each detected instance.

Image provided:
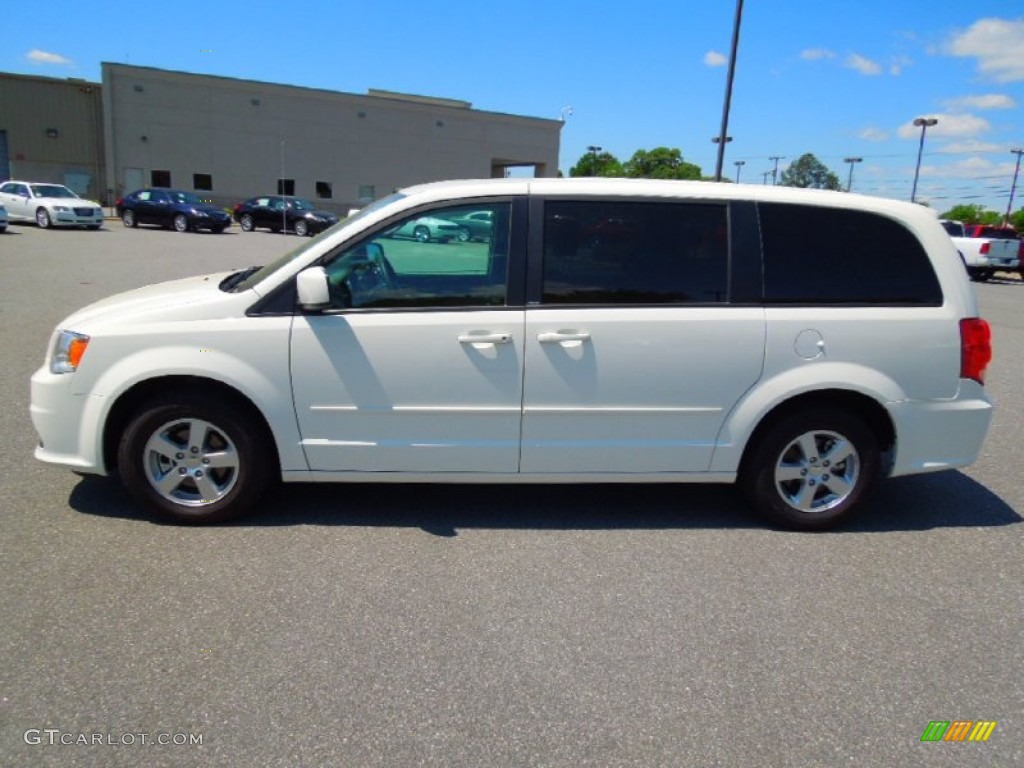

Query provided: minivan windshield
[228,192,407,292]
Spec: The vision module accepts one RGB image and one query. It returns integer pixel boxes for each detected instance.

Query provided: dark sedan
[117,189,231,233]
[233,196,338,237]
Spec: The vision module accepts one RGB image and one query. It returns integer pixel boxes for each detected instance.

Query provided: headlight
[50,330,90,374]
[192,209,209,217]
[53,206,69,212]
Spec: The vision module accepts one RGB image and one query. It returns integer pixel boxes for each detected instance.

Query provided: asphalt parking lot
[1,221,1022,767]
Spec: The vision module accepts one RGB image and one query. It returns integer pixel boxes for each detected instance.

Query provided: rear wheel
[118,394,273,524]
[740,409,879,531]
[122,210,137,228]
[173,213,190,233]
[239,213,255,232]
[36,208,51,229]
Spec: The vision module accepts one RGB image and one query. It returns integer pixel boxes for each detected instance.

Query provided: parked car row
[940,218,1022,280]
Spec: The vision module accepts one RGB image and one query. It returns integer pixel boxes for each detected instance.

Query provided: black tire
[239,213,255,232]
[295,219,310,237]
[212,225,226,234]
[122,210,137,228]
[36,208,51,229]
[87,224,101,230]
[173,213,190,233]
[739,408,879,531]
[118,394,274,524]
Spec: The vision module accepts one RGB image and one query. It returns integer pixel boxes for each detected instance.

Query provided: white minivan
[30,179,993,530]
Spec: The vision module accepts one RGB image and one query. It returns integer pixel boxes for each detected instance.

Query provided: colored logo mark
[921,720,997,742]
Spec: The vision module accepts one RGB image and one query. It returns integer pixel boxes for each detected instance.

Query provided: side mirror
[296,266,331,312]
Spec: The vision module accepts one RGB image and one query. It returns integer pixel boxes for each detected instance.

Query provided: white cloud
[942,93,1016,111]
[947,18,1024,82]
[800,48,836,61]
[939,139,1005,154]
[845,53,882,75]
[889,56,913,76]
[896,113,991,140]
[704,51,727,67]
[27,49,72,65]
[859,127,889,142]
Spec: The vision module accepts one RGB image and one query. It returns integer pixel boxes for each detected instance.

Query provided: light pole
[734,160,745,183]
[1006,148,1023,225]
[910,117,938,203]
[762,171,771,185]
[843,157,863,192]
[714,0,745,182]
[768,155,784,185]
[586,145,602,176]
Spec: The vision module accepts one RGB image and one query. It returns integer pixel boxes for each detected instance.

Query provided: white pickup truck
[940,219,1020,281]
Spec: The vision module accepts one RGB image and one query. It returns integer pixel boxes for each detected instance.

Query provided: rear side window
[759,203,942,305]
[542,200,728,304]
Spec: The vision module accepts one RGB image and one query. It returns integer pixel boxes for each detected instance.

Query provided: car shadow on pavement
[68,469,1020,536]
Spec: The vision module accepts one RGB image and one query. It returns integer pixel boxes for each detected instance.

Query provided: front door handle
[537,331,591,343]
[458,332,512,346]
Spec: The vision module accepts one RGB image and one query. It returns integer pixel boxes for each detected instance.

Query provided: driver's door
[290,200,525,473]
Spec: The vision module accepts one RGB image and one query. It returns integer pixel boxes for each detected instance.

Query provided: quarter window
[541,200,729,304]
[321,202,511,309]
[759,203,942,304]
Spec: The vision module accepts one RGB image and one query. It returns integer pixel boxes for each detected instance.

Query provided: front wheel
[294,219,310,237]
[740,409,879,531]
[173,213,190,233]
[118,394,273,524]
[36,208,52,228]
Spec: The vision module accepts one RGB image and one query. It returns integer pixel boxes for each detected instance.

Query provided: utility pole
[769,155,784,185]
[1006,148,1023,225]
[843,157,863,193]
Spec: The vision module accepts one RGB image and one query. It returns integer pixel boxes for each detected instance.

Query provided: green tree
[779,153,842,190]
[939,204,996,224]
[622,147,703,180]
[569,150,624,177]
[1010,208,1024,231]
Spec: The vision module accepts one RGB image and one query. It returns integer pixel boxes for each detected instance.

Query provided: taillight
[960,318,992,384]
[980,242,990,255]
[115,197,123,208]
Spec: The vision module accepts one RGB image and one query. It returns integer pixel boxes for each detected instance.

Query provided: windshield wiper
[220,266,263,291]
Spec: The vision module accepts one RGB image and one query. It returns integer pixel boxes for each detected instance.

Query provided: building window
[193,173,213,191]
[358,185,375,202]
[277,178,295,196]
[316,181,333,199]
[151,170,171,187]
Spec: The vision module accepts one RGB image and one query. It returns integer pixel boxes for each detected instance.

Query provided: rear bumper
[887,380,993,476]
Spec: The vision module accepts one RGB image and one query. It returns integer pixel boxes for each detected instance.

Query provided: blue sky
[7,1,1024,213]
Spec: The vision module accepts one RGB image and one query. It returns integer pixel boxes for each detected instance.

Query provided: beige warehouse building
[1,64,562,212]
[101,63,561,212]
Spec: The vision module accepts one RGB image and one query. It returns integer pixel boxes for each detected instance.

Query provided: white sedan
[0,180,103,229]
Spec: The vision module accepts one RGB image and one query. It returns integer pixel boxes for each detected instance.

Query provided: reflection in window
[542,201,728,304]
[322,203,511,309]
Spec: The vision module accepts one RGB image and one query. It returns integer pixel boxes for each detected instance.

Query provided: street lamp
[714,0,745,182]
[1006,148,1023,225]
[843,157,863,192]
[910,117,938,203]
[768,155,784,185]
[586,145,602,176]
[734,160,745,183]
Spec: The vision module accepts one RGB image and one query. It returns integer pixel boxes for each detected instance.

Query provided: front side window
[320,202,511,310]
[541,200,729,304]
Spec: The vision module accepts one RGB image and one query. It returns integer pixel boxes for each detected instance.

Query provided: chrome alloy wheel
[773,430,859,513]
[143,417,240,507]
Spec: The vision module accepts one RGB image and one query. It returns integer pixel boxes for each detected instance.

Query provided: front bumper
[30,365,106,473]
[52,208,104,227]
